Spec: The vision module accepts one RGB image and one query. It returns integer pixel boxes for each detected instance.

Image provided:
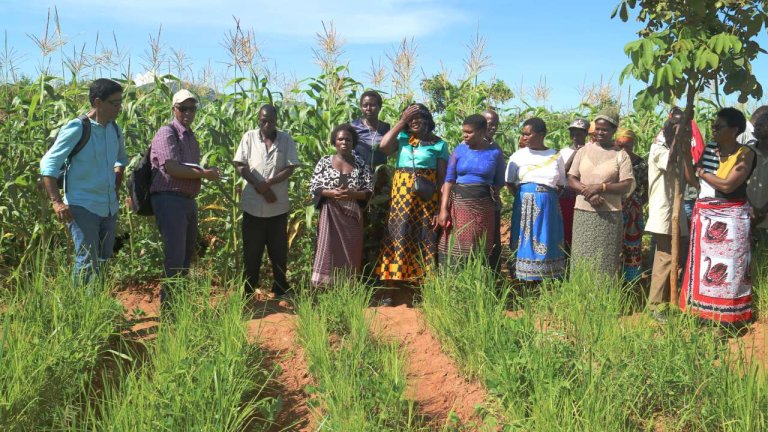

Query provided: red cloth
[690,120,705,164]
[680,198,752,324]
[559,195,576,249]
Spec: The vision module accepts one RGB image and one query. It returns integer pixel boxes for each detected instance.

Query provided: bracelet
[601,183,607,192]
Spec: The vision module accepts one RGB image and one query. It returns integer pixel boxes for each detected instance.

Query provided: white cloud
[28,0,466,44]
[133,69,156,86]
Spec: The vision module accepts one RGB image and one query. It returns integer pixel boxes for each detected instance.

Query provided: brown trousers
[648,233,686,307]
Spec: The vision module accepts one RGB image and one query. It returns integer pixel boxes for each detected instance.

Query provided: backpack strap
[66,114,92,163]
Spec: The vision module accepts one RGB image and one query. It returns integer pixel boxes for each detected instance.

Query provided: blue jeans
[68,205,117,283]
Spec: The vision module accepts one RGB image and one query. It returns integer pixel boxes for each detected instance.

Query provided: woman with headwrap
[615,128,648,281]
[375,104,449,304]
[567,110,635,277]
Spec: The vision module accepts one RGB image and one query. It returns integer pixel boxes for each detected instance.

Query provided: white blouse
[505,148,566,188]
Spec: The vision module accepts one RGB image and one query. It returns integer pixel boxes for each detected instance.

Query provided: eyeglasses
[711,123,728,132]
[104,98,123,107]
[175,105,197,113]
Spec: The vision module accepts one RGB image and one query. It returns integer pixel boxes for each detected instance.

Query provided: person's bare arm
[41,176,72,223]
[267,165,295,186]
[438,181,455,228]
[378,105,420,155]
[114,166,124,200]
[165,160,220,180]
[235,162,276,202]
[698,150,755,194]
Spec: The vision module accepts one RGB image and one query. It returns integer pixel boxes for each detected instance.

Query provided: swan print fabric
[680,198,752,324]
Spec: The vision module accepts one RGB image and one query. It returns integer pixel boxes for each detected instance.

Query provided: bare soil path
[371,305,489,429]
[246,303,313,432]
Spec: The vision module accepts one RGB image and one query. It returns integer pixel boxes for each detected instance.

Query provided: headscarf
[594,107,620,128]
[615,128,636,144]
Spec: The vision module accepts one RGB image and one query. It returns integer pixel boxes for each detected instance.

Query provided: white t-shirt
[559,147,576,167]
[505,147,566,188]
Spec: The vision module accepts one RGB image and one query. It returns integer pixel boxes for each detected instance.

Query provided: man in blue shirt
[39,78,127,281]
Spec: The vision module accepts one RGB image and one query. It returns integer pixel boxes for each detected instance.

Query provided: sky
[2,0,767,111]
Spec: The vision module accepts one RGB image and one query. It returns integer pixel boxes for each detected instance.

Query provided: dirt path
[371,305,488,429]
[246,306,313,432]
[727,319,768,371]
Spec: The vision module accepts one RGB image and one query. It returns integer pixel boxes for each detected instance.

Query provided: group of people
[40,79,768,328]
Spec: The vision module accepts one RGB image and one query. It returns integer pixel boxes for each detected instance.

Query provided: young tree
[614,0,767,302]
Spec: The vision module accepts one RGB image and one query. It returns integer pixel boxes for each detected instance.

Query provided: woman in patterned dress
[309,124,373,286]
[614,129,648,281]
[375,104,449,304]
[680,108,755,326]
[506,117,568,281]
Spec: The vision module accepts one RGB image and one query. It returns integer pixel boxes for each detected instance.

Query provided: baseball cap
[568,118,590,131]
[172,89,198,106]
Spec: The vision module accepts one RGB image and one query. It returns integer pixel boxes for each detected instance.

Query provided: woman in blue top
[376,104,449,296]
[438,114,505,265]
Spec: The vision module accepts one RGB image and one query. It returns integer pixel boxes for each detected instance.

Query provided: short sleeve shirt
[394,132,450,169]
[505,148,566,188]
[445,143,505,186]
[150,119,202,196]
[351,119,390,168]
[234,129,301,218]
[568,141,634,212]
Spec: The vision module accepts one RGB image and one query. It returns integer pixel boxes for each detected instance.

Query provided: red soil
[371,305,488,428]
[246,308,314,432]
[112,282,766,431]
[727,319,768,371]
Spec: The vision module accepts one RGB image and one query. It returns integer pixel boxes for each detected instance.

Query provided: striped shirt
[150,119,202,197]
[700,142,719,173]
[698,142,719,198]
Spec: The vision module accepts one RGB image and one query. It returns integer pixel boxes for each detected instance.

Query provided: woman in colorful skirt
[437,114,505,265]
[506,117,567,280]
[567,111,635,277]
[615,129,648,281]
[309,124,373,286]
[680,108,755,326]
[376,104,449,304]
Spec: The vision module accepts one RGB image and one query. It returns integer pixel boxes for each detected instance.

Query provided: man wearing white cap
[149,89,220,308]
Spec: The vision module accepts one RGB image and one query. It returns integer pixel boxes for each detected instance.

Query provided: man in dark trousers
[149,89,220,307]
[234,104,301,299]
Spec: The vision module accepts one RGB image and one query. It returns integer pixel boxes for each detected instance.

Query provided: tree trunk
[670,155,682,305]
[670,88,697,305]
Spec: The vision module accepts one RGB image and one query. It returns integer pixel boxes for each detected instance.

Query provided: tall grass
[76,274,277,431]
[0,249,123,430]
[421,257,768,430]
[295,275,426,431]
[752,244,768,319]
